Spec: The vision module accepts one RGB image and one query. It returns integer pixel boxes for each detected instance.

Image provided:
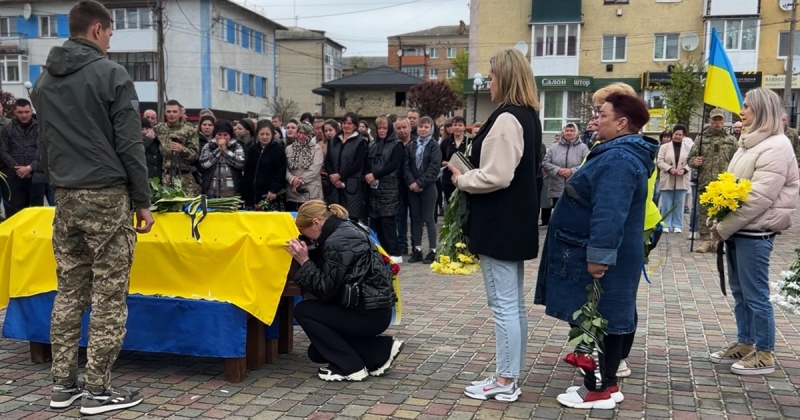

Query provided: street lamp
[23,81,32,96]
[472,73,483,125]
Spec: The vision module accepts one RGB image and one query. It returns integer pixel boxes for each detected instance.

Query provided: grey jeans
[408,185,437,249]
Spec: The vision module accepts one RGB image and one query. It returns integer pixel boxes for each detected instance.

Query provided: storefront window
[542,91,590,132]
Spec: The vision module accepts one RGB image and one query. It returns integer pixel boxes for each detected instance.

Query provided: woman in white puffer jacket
[709,88,800,376]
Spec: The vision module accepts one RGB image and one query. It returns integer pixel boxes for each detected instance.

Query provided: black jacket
[294,216,396,310]
[367,131,403,218]
[143,134,163,182]
[30,38,150,209]
[467,105,541,261]
[404,136,442,189]
[242,140,286,207]
[0,118,39,174]
[440,136,469,185]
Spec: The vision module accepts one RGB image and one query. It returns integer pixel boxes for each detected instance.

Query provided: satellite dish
[22,3,31,20]
[514,41,529,55]
[780,1,795,12]
[785,56,800,75]
[680,33,699,52]
[396,49,403,57]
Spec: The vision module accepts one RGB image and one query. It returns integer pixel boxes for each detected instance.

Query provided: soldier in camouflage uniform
[30,1,154,413]
[688,108,738,253]
[154,100,200,196]
[782,112,800,169]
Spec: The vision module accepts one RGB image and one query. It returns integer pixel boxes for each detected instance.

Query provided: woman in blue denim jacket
[534,93,659,410]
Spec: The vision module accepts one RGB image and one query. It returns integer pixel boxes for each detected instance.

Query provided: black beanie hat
[199,115,215,127]
[214,120,234,137]
[141,117,151,129]
[238,118,256,138]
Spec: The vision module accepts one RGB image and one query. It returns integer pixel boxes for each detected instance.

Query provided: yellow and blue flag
[705,28,743,114]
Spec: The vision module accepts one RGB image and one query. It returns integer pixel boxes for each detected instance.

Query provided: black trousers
[294,299,394,374]
[285,201,303,212]
[442,182,457,206]
[621,310,638,360]
[371,216,399,256]
[540,197,558,225]
[7,176,45,219]
[584,333,625,391]
[435,180,444,218]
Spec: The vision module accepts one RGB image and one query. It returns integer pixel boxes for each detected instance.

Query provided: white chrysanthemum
[781,270,797,280]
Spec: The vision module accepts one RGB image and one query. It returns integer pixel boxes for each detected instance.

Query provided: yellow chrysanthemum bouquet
[430,189,480,275]
[699,172,752,222]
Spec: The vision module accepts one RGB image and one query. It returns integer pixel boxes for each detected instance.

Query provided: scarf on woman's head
[289,140,315,170]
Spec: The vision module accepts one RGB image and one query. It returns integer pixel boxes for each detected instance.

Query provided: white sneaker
[390,256,403,263]
[616,360,631,377]
[566,384,624,403]
[557,385,616,409]
[674,228,682,233]
[317,367,368,382]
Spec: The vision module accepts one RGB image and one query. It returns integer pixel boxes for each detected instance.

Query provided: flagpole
[689,107,708,253]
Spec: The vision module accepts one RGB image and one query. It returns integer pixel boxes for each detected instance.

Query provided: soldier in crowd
[154,99,200,196]
[783,111,800,169]
[31,0,154,414]
[688,108,738,253]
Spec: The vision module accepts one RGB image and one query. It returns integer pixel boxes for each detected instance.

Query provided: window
[219,67,227,90]
[40,16,57,38]
[446,68,456,78]
[401,48,423,56]
[214,18,226,40]
[429,48,438,58]
[447,47,456,58]
[429,68,438,79]
[234,23,241,46]
[541,91,586,132]
[325,67,333,82]
[654,33,679,60]
[601,35,627,61]
[0,55,26,83]
[235,71,242,93]
[248,74,255,96]
[534,24,578,57]
[603,0,629,3]
[710,19,757,51]
[0,17,17,37]
[262,34,269,54]
[779,32,800,57]
[401,65,423,78]
[107,53,157,81]
[261,77,268,98]
[339,91,346,108]
[111,8,151,30]
[249,30,255,50]
[395,92,407,107]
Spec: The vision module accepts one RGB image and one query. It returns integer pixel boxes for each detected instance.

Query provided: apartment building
[276,27,344,115]
[0,0,283,120]
[388,22,469,82]
[467,0,775,132]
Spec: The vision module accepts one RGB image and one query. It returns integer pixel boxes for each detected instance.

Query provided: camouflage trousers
[162,172,201,197]
[697,203,711,242]
[50,185,136,393]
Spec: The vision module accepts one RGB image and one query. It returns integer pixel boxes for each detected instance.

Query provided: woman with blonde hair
[709,88,799,375]
[447,48,542,402]
[286,201,403,382]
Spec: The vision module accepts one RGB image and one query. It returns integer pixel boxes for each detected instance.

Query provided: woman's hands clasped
[285,239,310,265]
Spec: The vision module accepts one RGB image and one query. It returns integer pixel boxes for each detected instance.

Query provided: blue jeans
[689,184,698,232]
[395,190,409,251]
[653,181,661,206]
[659,189,687,229]
[725,235,775,351]
[479,255,526,379]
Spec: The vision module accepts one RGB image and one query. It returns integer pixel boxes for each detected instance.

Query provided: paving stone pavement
[2,211,800,419]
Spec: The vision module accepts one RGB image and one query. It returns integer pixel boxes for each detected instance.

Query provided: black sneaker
[317,366,368,382]
[401,248,409,256]
[50,383,84,409]
[79,387,144,415]
[408,249,423,263]
[423,250,435,264]
[369,338,405,377]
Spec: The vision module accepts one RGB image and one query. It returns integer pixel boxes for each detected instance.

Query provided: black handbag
[340,281,362,308]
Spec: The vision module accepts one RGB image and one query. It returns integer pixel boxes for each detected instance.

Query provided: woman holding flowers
[535,93,659,410]
[446,48,541,402]
[708,88,799,375]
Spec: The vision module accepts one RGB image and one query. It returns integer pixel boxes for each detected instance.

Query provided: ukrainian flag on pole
[704,28,744,113]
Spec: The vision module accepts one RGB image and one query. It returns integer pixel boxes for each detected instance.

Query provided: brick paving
[2,211,800,419]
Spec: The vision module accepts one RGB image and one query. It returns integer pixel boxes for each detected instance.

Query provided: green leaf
[592,317,604,327]
[568,335,584,346]
[572,309,583,320]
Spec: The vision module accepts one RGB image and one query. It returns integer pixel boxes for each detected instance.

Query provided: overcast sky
[247,0,470,56]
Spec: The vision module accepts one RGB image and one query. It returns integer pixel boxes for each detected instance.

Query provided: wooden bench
[28,274,303,384]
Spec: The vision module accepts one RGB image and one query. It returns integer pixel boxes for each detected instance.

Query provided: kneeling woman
[285,201,404,381]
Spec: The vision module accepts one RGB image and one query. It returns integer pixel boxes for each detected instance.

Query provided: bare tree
[263,97,300,123]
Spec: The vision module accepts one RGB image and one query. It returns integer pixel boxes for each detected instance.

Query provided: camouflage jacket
[688,128,738,188]
[154,122,199,171]
[786,127,800,168]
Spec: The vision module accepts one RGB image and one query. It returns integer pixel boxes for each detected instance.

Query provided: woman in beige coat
[657,125,692,232]
[286,122,324,211]
[709,88,799,376]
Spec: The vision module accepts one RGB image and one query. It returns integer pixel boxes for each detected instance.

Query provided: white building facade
[0,0,283,118]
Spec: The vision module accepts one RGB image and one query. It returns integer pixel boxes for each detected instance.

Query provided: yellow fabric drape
[0,208,299,325]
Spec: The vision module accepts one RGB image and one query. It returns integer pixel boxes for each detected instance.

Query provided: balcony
[703,0,758,17]
[0,33,28,55]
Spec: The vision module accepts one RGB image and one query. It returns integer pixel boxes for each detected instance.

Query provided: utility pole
[783,1,798,120]
[156,0,167,119]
